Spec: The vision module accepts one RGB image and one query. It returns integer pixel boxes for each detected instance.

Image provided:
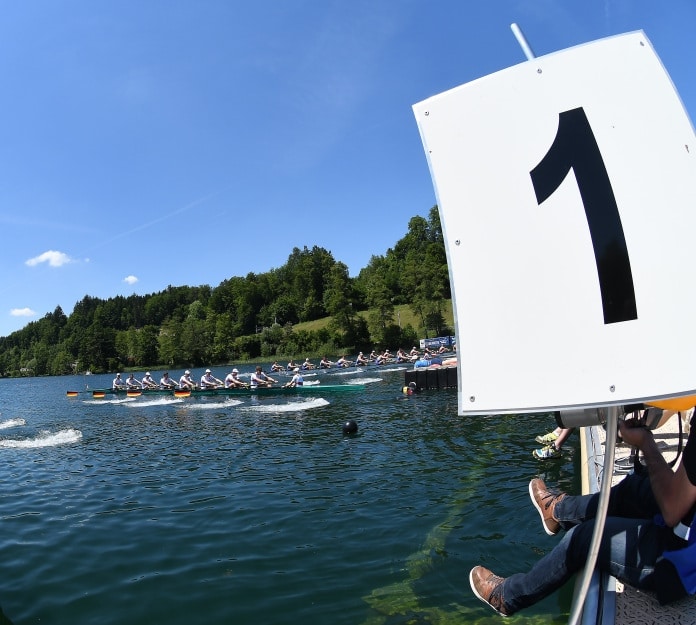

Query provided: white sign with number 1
[413,31,696,415]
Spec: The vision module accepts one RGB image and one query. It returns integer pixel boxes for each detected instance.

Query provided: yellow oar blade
[174,390,191,398]
[66,391,79,397]
[646,394,696,411]
[127,390,142,397]
[92,391,106,398]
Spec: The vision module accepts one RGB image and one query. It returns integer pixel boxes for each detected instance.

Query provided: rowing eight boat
[67,384,364,398]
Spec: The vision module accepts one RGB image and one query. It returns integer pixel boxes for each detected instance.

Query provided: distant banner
[420,336,456,350]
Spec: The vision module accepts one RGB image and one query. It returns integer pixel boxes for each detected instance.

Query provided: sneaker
[469,566,512,616]
[533,444,561,460]
[535,430,559,444]
[529,478,566,535]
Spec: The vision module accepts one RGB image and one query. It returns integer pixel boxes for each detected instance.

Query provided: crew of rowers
[112,365,305,391]
[111,345,452,391]
[270,344,453,372]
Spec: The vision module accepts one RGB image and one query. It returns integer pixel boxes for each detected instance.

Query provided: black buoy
[342,419,358,435]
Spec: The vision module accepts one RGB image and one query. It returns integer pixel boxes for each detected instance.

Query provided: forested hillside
[0,207,451,376]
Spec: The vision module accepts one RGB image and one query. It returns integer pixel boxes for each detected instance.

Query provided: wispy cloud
[123,275,138,285]
[10,307,36,317]
[25,250,74,267]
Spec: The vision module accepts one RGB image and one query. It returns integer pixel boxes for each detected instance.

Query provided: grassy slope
[292,300,454,335]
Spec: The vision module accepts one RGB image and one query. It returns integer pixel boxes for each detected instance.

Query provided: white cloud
[123,275,138,285]
[10,307,36,317]
[25,250,73,267]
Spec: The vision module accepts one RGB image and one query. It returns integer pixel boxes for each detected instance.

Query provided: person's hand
[619,418,653,449]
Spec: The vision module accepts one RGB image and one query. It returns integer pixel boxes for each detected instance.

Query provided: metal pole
[567,406,619,625]
[510,23,536,61]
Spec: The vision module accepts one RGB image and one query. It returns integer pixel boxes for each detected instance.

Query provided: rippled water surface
[0,367,579,624]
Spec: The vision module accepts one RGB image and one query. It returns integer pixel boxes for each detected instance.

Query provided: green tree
[177,301,212,366]
[365,272,395,346]
[50,348,74,376]
[260,323,284,357]
[75,304,118,372]
[158,318,181,366]
[323,263,355,333]
[211,313,236,363]
[115,328,138,367]
[135,325,160,366]
[277,246,337,322]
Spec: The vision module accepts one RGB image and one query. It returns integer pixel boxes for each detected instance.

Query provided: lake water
[0,366,578,624]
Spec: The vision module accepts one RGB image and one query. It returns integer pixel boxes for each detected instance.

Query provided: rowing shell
[67,384,364,398]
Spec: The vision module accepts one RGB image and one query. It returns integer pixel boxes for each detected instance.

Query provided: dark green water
[0,366,577,624]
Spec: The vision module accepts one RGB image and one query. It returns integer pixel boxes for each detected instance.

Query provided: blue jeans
[502,472,673,613]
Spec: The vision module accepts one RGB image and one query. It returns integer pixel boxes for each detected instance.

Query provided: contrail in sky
[80,192,219,256]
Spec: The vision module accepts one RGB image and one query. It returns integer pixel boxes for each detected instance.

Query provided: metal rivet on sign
[424,111,429,116]
[469,396,475,402]
[455,240,460,246]
[609,385,616,393]
[537,68,542,74]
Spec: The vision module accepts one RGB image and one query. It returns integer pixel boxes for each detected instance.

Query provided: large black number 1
[530,107,637,324]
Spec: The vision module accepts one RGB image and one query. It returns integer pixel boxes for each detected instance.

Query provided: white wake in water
[0,418,26,429]
[348,377,382,385]
[0,428,82,449]
[302,380,321,386]
[188,399,243,410]
[125,398,185,407]
[83,397,137,405]
[241,398,330,413]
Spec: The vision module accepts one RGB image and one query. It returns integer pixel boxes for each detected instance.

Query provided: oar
[174,390,191,398]
[127,390,142,397]
[66,389,94,396]
[67,389,115,397]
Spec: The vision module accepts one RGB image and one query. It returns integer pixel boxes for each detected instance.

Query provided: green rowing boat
[67,384,364,398]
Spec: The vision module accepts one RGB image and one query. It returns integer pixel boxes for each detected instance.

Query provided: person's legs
[494,517,668,613]
[472,473,665,615]
[535,427,562,444]
[553,471,658,530]
[554,427,574,448]
[533,427,575,459]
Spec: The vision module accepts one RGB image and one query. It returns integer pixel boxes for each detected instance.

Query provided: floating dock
[404,366,457,391]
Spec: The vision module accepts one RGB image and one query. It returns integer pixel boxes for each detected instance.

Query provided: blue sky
[1,0,694,338]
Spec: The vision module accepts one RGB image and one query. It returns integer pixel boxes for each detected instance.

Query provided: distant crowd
[111,345,455,392]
